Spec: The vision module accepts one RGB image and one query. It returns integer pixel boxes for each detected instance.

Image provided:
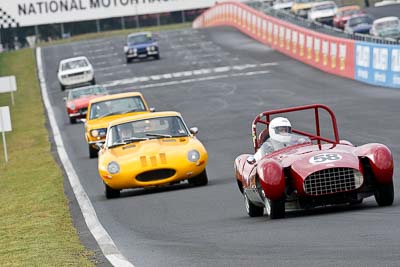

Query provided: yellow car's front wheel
[104,182,120,199]
[188,170,208,186]
[89,144,98,159]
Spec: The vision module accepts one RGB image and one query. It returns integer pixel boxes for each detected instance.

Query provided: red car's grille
[136,169,176,182]
[304,168,362,196]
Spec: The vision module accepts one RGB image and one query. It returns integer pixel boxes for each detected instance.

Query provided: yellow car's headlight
[91,129,99,137]
[107,161,120,174]
[187,150,200,162]
[91,128,107,137]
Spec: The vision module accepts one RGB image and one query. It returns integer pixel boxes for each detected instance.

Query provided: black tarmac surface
[41,26,400,267]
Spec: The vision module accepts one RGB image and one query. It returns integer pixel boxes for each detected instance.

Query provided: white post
[0,113,7,162]
[9,77,14,106]
[1,132,7,162]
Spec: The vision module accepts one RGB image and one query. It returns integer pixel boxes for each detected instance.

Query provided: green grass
[0,49,95,266]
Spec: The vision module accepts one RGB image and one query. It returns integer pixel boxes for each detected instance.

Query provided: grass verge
[0,49,95,266]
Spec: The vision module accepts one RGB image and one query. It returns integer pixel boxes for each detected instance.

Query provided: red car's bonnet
[69,95,102,109]
[275,144,361,179]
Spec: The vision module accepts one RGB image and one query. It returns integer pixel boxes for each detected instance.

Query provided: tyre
[374,181,394,206]
[126,58,131,64]
[105,183,120,199]
[188,170,208,186]
[89,144,98,158]
[265,197,285,219]
[69,117,76,124]
[60,84,66,91]
[155,54,160,60]
[244,193,264,217]
[91,77,96,85]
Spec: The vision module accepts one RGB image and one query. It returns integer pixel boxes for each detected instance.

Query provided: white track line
[102,62,277,88]
[36,47,134,267]
[107,70,270,91]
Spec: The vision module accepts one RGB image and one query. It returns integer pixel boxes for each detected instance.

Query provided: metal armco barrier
[193,1,400,89]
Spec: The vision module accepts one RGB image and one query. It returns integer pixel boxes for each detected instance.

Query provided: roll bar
[252,104,340,152]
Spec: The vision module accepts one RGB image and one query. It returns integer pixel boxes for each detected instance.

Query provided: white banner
[0,0,229,28]
[0,106,11,132]
[0,76,17,93]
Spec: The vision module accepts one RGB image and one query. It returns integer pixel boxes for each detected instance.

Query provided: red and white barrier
[193,1,355,79]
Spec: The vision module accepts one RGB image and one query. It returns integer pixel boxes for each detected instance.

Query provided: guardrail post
[96,20,100,33]
[121,17,125,30]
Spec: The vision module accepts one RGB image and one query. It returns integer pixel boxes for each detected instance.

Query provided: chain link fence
[0,8,205,51]
[245,0,400,45]
[1,1,399,51]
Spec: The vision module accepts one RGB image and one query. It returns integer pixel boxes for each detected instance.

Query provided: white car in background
[57,56,95,91]
[370,16,400,41]
[308,1,338,25]
[273,0,294,10]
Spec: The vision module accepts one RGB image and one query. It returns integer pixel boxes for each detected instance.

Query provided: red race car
[64,85,108,124]
[234,104,394,219]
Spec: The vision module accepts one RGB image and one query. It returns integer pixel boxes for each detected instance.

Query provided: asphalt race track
[41,26,400,267]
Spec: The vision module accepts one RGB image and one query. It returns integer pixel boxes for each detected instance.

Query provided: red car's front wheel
[265,196,285,219]
[244,193,264,217]
[374,180,394,206]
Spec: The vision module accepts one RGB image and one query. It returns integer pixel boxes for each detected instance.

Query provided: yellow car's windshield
[106,116,189,147]
[89,96,147,119]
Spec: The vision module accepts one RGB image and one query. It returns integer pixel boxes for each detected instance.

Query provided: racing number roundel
[309,153,342,164]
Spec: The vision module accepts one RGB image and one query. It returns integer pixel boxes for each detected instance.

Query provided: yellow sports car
[85,92,152,158]
[98,111,208,198]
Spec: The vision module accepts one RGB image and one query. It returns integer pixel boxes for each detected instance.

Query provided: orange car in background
[85,92,152,158]
[333,5,362,29]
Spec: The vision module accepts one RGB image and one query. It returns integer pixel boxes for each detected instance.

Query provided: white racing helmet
[269,117,292,143]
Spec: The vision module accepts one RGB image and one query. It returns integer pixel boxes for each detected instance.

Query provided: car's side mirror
[189,127,198,135]
[247,156,256,165]
[150,107,156,112]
